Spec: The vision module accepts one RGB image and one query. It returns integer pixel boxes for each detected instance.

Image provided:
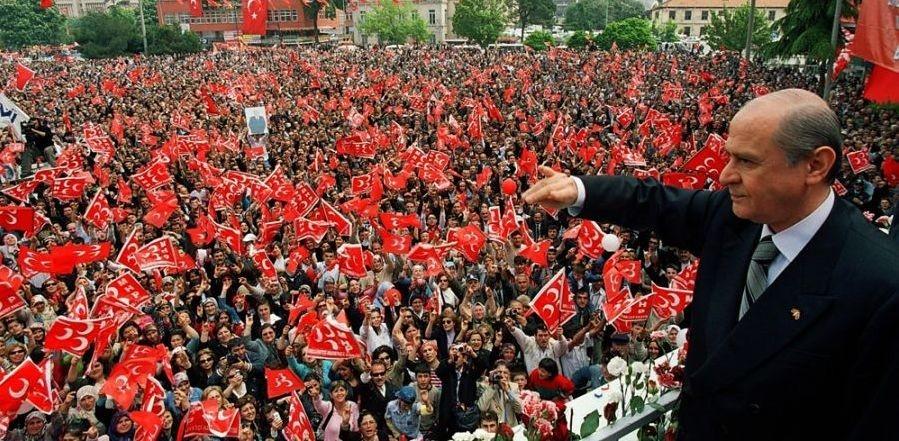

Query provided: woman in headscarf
[0,233,19,267]
[100,412,135,441]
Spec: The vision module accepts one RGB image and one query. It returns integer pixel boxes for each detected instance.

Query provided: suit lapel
[691,202,849,392]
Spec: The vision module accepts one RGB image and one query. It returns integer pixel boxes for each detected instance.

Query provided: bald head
[737,88,842,182]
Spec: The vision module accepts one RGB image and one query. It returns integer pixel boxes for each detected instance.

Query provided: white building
[348,0,459,46]
[649,0,790,38]
[54,0,140,18]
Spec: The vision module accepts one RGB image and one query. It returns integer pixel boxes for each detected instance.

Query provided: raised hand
[522,166,579,210]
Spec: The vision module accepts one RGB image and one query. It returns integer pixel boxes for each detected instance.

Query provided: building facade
[649,0,790,39]
[348,0,458,46]
[54,0,139,18]
[156,0,340,43]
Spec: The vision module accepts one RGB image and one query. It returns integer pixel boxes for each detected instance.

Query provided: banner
[852,0,899,72]
[244,106,268,135]
[0,94,29,140]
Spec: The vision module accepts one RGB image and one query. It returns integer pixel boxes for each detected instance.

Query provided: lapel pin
[790,308,801,321]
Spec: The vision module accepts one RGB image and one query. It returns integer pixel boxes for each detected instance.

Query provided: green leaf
[635,382,645,390]
[629,395,646,414]
[580,409,601,438]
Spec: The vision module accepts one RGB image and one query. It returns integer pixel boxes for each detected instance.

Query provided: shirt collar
[761,190,834,262]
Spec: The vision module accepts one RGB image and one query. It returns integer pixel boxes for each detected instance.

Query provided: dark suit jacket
[578,176,899,441]
[358,382,399,428]
[890,200,899,245]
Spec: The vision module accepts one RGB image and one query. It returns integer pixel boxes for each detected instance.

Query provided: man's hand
[522,166,579,209]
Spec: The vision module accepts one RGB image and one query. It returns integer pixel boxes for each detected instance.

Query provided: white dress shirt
[761,190,834,284]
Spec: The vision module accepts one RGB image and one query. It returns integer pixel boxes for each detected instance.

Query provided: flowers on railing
[451,424,515,441]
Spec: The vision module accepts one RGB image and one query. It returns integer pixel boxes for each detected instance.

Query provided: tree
[703,5,771,54]
[141,0,159,29]
[147,25,202,55]
[72,7,141,58]
[507,0,555,40]
[0,0,67,49]
[595,17,656,50]
[359,0,430,45]
[653,20,678,43]
[564,0,644,32]
[523,29,554,50]
[767,0,855,63]
[453,0,506,47]
[304,0,346,44]
[566,30,593,49]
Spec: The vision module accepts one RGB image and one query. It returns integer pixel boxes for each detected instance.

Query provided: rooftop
[652,0,789,8]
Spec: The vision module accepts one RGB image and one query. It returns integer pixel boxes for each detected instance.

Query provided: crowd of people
[0,44,896,441]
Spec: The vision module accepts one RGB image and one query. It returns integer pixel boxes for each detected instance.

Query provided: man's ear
[806,146,837,184]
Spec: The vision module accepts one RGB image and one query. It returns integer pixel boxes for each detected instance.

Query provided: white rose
[452,432,475,441]
[608,390,623,403]
[630,361,648,375]
[472,428,496,440]
[607,356,628,377]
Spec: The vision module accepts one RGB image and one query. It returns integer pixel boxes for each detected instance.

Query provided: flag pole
[822,0,844,101]
[138,0,149,54]
[744,0,756,60]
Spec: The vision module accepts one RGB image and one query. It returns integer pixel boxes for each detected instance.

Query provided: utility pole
[744,0,756,60]
[604,0,609,29]
[822,0,844,101]
[138,0,149,54]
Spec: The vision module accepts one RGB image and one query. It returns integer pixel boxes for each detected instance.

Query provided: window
[669,10,675,20]
[655,11,659,19]
[768,10,775,21]
[684,10,692,20]
[701,10,708,20]
[429,9,436,25]
[682,26,691,36]
[699,26,706,35]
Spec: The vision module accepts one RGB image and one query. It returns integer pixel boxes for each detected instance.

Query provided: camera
[490,371,503,385]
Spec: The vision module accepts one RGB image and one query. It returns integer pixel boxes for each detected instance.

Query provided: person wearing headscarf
[98,412,135,441]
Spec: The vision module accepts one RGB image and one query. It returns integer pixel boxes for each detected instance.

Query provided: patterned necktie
[738,236,779,320]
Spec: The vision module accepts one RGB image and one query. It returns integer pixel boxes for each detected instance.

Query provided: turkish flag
[18,246,65,276]
[241,0,267,34]
[105,273,151,308]
[90,294,142,322]
[187,214,216,246]
[305,318,364,360]
[577,221,606,259]
[380,212,420,230]
[351,172,377,195]
[451,224,486,262]
[0,358,42,413]
[143,195,179,229]
[202,399,241,437]
[294,218,330,243]
[284,392,316,440]
[69,242,111,265]
[51,176,91,201]
[266,368,305,399]
[44,316,106,356]
[337,244,368,278]
[377,227,412,255]
[265,165,296,202]
[252,250,278,280]
[0,206,34,234]
[846,150,873,174]
[212,221,243,255]
[132,160,172,191]
[475,167,492,189]
[131,411,163,441]
[499,198,519,239]
[528,268,575,332]
[519,239,551,267]
[84,191,113,230]
[317,201,352,236]
[649,283,693,320]
[102,357,157,409]
[882,155,899,187]
[14,63,34,92]
[134,237,179,270]
[662,172,708,190]
[117,177,133,204]
[26,359,54,414]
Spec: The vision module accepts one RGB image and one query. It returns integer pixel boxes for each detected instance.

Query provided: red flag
[241,0,267,34]
[614,259,642,284]
[0,206,34,234]
[475,167,492,189]
[84,191,113,229]
[252,250,278,280]
[143,195,179,229]
[336,244,368,278]
[105,273,151,308]
[132,411,163,441]
[2,179,38,203]
[14,63,34,92]
[317,201,352,236]
[863,65,899,104]
[212,220,243,255]
[451,224,487,262]
[265,368,305,399]
[26,359,54,414]
[662,172,708,190]
[44,316,106,356]
[70,242,112,265]
[377,227,412,255]
[51,176,91,201]
[528,268,575,332]
[132,160,172,191]
[519,239,551,268]
[681,142,728,181]
[116,228,142,273]
[67,286,90,319]
[499,198,519,239]
[264,165,295,202]
[851,0,899,72]
[102,357,157,409]
[846,150,873,174]
[294,218,330,244]
[882,155,899,187]
[18,246,69,276]
[671,259,700,291]
[201,398,241,437]
[40,0,53,8]
[380,212,420,230]
[649,283,693,320]
[305,318,364,360]
[0,284,26,319]
[284,392,316,440]
[134,237,179,270]
[577,220,605,259]
[0,358,42,413]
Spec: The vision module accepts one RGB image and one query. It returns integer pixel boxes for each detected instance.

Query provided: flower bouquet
[519,390,569,441]
[451,423,515,441]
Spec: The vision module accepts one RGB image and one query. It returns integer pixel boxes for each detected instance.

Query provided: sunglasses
[200,358,213,363]
[9,349,25,355]
[370,372,386,378]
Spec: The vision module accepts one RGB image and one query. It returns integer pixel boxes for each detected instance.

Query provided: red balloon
[501,178,518,195]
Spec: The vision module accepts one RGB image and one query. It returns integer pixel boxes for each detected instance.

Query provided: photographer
[435,342,487,437]
[477,360,522,426]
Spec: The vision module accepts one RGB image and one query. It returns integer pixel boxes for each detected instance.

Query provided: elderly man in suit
[524,88,899,440]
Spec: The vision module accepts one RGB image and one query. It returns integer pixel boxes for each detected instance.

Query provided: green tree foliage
[141,0,159,28]
[524,29,554,50]
[304,0,346,43]
[703,5,771,53]
[767,0,856,63]
[453,0,506,47]
[564,0,642,31]
[566,30,593,49]
[653,20,677,42]
[0,0,67,49]
[507,0,555,39]
[596,17,656,50]
[359,0,431,45]
[147,25,202,55]
[73,7,140,58]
